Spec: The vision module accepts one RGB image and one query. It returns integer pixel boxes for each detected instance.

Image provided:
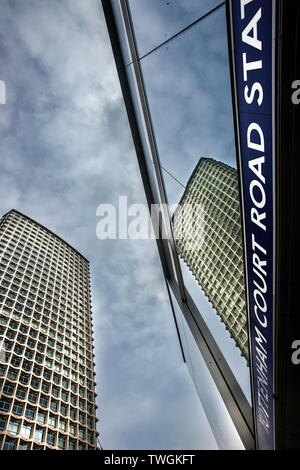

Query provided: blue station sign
[229,0,275,450]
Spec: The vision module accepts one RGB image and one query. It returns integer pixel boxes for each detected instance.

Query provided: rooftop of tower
[0,209,89,264]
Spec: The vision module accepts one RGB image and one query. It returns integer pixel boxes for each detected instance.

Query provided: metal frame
[101,0,255,449]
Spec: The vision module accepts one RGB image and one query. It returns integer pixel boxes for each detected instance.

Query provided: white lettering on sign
[291,340,300,365]
[240,0,271,436]
[291,80,300,105]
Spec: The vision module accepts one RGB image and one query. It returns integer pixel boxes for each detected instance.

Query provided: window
[14,345,23,355]
[79,400,85,411]
[2,437,16,450]
[50,400,58,412]
[21,423,32,439]
[28,391,37,404]
[43,370,51,380]
[78,427,85,440]
[47,431,55,447]
[68,439,76,450]
[0,415,7,431]
[19,374,29,385]
[37,411,46,424]
[22,361,31,372]
[33,366,41,376]
[0,398,11,412]
[27,339,36,348]
[46,348,53,357]
[34,427,43,443]
[61,391,68,402]
[10,356,21,367]
[19,441,30,450]
[39,395,48,408]
[25,406,35,420]
[25,349,34,360]
[60,404,67,417]
[16,387,26,400]
[41,382,49,393]
[35,354,43,364]
[62,378,69,389]
[3,383,15,396]
[70,395,77,406]
[31,378,40,389]
[48,414,56,428]
[6,330,16,340]
[53,374,60,385]
[58,434,66,450]
[7,419,19,436]
[12,402,23,416]
[59,420,66,432]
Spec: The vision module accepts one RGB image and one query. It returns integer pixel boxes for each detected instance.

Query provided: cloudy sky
[0,0,229,450]
[120,0,252,420]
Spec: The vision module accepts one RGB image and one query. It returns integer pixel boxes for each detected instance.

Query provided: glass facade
[168,287,244,449]
[0,210,98,450]
[103,0,254,449]
[173,158,248,359]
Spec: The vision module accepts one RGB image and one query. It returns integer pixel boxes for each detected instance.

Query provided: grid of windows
[173,158,248,359]
[0,210,98,450]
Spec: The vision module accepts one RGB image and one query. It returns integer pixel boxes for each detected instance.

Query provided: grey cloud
[0,0,217,450]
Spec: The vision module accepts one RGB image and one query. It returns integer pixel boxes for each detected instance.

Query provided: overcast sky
[0,0,227,450]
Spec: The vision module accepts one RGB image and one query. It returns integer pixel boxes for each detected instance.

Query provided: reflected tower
[173,158,248,359]
[0,209,99,450]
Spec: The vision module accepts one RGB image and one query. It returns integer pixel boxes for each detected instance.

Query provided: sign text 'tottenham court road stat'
[229,0,275,450]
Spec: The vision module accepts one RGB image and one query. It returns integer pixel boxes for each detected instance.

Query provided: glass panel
[139,5,252,397]
[169,285,244,449]
[128,0,222,58]
[125,64,181,284]
[179,260,251,402]
[140,6,236,183]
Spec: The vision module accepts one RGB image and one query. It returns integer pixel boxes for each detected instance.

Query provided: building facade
[173,158,248,359]
[0,210,98,450]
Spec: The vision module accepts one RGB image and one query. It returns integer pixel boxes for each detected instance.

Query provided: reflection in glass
[179,258,252,403]
[173,158,248,359]
[169,287,244,450]
[136,4,252,393]
[128,0,222,58]
[139,6,236,190]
